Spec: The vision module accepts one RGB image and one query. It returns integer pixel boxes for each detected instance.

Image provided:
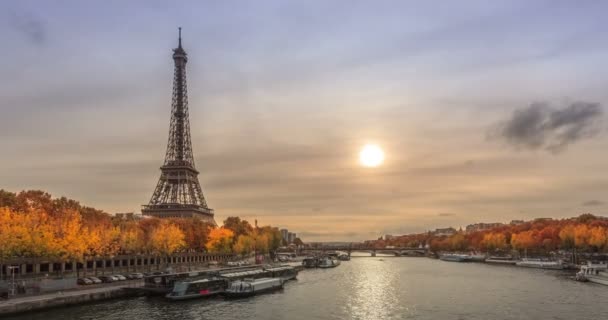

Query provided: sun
[359,144,385,167]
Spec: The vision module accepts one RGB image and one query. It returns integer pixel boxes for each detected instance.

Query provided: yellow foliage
[588,226,608,250]
[150,220,185,256]
[481,232,507,251]
[233,235,255,256]
[206,227,234,253]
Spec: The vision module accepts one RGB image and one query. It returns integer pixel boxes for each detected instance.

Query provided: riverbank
[0,282,144,316]
[4,258,607,320]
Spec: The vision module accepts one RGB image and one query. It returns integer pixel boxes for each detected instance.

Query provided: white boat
[515,258,565,270]
[576,262,608,286]
[223,278,283,298]
[439,253,472,262]
[485,256,517,265]
[317,257,341,268]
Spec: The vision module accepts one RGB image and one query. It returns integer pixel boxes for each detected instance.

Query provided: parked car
[0,283,9,299]
[87,277,102,284]
[127,273,144,279]
[114,275,127,281]
[77,278,93,285]
[99,276,115,283]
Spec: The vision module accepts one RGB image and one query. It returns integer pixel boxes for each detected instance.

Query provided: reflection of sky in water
[7,259,608,320]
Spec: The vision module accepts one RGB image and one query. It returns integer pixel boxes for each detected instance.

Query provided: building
[113,212,142,220]
[433,227,457,236]
[280,229,289,242]
[384,234,394,240]
[141,29,216,225]
[465,223,504,233]
[288,232,296,244]
[510,220,525,225]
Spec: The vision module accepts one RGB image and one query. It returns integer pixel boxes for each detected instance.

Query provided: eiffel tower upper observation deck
[142,28,216,225]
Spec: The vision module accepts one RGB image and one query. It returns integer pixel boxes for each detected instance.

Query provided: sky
[2,1,608,241]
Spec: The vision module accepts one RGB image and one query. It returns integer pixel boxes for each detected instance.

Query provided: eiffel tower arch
[142,28,217,226]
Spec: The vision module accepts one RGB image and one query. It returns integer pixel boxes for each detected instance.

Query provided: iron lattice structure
[142,28,216,225]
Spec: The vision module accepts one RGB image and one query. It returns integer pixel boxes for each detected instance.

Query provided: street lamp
[6,266,19,296]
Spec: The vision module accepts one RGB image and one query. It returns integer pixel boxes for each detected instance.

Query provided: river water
[6,256,608,320]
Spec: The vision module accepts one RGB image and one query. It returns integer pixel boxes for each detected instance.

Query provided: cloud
[490,101,603,153]
[437,212,455,217]
[8,11,47,45]
[582,200,604,207]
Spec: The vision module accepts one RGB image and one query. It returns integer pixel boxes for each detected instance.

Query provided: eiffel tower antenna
[142,28,216,225]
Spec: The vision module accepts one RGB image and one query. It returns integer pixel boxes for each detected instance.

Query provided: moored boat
[166,277,228,300]
[439,253,472,262]
[317,257,341,268]
[576,262,608,285]
[302,257,319,268]
[338,254,351,261]
[515,258,565,270]
[485,256,517,265]
[265,266,298,281]
[223,278,283,298]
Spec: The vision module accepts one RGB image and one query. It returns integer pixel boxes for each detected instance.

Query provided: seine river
[7,256,608,320]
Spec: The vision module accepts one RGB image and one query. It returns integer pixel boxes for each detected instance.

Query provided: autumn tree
[574,224,591,250]
[559,225,576,250]
[233,235,255,256]
[171,218,212,251]
[150,220,186,256]
[511,231,536,252]
[223,217,253,242]
[481,232,507,252]
[206,228,234,253]
[588,226,607,251]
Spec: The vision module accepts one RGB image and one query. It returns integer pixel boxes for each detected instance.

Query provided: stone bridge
[300,246,428,257]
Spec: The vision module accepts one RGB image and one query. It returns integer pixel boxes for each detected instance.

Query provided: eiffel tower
[142,28,216,225]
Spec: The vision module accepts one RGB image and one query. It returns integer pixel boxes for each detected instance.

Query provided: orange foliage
[0,190,287,259]
[205,227,234,253]
[370,213,608,254]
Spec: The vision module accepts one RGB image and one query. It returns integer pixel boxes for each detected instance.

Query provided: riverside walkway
[0,281,143,316]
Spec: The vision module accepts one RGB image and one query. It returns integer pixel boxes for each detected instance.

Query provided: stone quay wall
[0,252,234,281]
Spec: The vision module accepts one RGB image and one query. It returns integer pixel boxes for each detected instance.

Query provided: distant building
[510,220,525,225]
[433,227,457,236]
[465,223,503,233]
[114,212,142,220]
[280,229,289,242]
[384,234,394,240]
[288,232,296,244]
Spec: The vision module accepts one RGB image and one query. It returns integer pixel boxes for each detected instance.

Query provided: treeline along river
[6,257,608,320]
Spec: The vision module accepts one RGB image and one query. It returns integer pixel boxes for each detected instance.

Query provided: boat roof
[232,277,280,284]
[221,269,266,278]
[265,266,293,272]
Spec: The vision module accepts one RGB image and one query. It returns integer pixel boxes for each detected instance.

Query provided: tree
[559,225,576,250]
[449,233,467,251]
[574,224,591,249]
[233,235,255,256]
[223,217,253,241]
[481,232,507,252]
[118,221,144,254]
[511,231,536,252]
[150,221,186,256]
[588,226,607,251]
[293,238,304,246]
[206,228,234,253]
[171,218,212,251]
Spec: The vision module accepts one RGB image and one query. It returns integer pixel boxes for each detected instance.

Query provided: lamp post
[7,266,19,296]
[254,219,258,265]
